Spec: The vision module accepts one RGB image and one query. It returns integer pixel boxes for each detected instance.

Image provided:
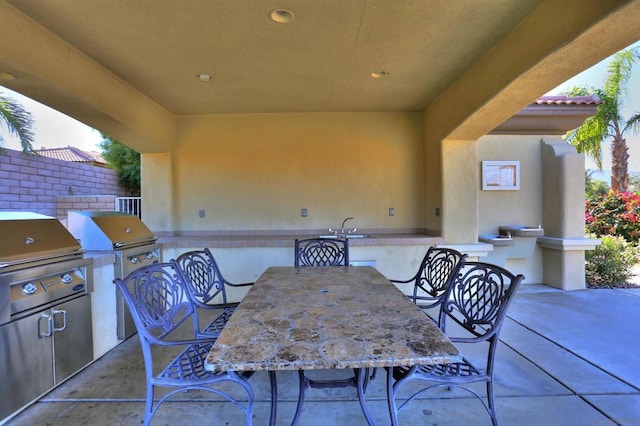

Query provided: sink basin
[499,225,544,237]
[478,234,514,246]
[318,234,370,239]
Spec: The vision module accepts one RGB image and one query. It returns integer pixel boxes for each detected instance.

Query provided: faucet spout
[341,217,354,230]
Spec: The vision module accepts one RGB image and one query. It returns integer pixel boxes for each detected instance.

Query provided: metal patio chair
[175,249,278,424]
[114,261,254,426]
[390,246,467,322]
[387,261,524,426]
[176,248,254,338]
[294,237,349,267]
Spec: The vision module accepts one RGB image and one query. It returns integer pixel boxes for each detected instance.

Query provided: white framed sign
[482,161,520,190]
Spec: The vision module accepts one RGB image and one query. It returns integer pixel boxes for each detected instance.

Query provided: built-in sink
[319,234,370,239]
[478,234,514,246]
[499,225,544,237]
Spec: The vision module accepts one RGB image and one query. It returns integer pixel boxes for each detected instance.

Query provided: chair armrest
[390,278,413,284]
[224,281,254,288]
[149,336,218,347]
[200,302,239,310]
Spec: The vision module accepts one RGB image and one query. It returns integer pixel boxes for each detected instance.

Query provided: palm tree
[0,94,35,153]
[565,48,640,192]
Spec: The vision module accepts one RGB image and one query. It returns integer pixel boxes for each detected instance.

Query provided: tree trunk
[611,137,629,192]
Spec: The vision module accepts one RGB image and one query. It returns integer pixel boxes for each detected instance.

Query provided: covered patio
[7,285,640,425]
[2,2,640,425]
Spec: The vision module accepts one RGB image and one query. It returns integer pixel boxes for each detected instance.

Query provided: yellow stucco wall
[141,153,175,231]
[441,139,478,243]
[476,135,547,283]
[166,112,425,231]
[477,135,544,234]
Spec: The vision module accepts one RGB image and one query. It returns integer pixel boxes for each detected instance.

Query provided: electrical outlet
[199,210,205,218]
[389,207,395,216]
[301,208,308,217]
[435,207,440,217]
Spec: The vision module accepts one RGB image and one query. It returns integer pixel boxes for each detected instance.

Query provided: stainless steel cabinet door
[0,310,54,420]
[52,295,93,383]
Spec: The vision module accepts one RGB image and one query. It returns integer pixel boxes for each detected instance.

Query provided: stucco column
[141,153,175,233]
[442,139,478,243]
[539,139,598,290]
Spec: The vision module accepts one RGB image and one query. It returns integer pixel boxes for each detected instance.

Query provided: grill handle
[52,309,67,333]
[38,313,52,338]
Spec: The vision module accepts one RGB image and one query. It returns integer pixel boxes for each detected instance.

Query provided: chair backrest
[294,238,349,267]
[114,261,199,344]
[439,261,524,344]
[412,246,467,310]
[176,248,229,306]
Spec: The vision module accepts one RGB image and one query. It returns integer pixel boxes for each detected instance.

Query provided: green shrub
[585,234,639,287]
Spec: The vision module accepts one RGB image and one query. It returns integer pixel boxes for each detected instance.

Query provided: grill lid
[68,211,156,251]
[0,212,82,267]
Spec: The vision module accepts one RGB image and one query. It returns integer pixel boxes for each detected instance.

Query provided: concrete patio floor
[4,284,640,426]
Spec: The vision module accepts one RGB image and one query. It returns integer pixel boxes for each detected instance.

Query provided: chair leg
[144,383,154,426]
[292,370,307,425]
[356,368,375,425]
[386,368,400,426]
[487,380,498,426]
[269,371,277,426]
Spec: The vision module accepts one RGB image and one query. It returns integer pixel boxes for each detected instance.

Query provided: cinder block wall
[0,148,134,219]
[55,195,118,223]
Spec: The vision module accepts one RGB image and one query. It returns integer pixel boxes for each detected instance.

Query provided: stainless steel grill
[68,211,161,340]
[0,212,94,422]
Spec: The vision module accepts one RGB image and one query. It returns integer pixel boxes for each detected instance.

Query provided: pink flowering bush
[585,191,640,287]
[585,191,640,243]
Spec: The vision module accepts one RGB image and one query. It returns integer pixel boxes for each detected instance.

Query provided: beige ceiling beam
[425,0,640,143]
[0,1,175,153]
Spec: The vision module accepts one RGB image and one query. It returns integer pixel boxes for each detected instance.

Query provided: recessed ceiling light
[269,9,294,23]
[0,71,16,81]
[370,70,389,79]
[196,73,213,82]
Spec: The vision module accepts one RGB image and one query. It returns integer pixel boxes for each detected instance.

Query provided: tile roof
[490,95,601,135]
[34,146,107,166]
[534,95,603,105]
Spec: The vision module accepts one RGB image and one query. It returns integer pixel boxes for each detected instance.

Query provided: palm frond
[624,112,640,135]
[604,49,638,99]
[0,95,35,153]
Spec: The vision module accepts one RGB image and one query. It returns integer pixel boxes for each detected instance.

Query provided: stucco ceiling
[4,0,543,115]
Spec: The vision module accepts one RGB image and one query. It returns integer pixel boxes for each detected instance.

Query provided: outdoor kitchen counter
[158,231,443,249]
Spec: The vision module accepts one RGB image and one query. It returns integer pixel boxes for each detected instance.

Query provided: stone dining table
[205,266,461,425]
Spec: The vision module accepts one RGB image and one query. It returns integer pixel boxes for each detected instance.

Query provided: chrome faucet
[341,217,354,232]
[328,217,356,236]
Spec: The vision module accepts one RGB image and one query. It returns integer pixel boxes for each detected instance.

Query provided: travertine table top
[205,266,460,373]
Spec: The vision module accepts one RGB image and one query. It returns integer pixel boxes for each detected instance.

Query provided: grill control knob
[146,252,155,259]
[22,282,37,295]
[129,256,139,264]
[61,273,73,284]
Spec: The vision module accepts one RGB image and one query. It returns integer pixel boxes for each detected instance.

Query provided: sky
[0,87,103,152]
[0,41,639,168]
